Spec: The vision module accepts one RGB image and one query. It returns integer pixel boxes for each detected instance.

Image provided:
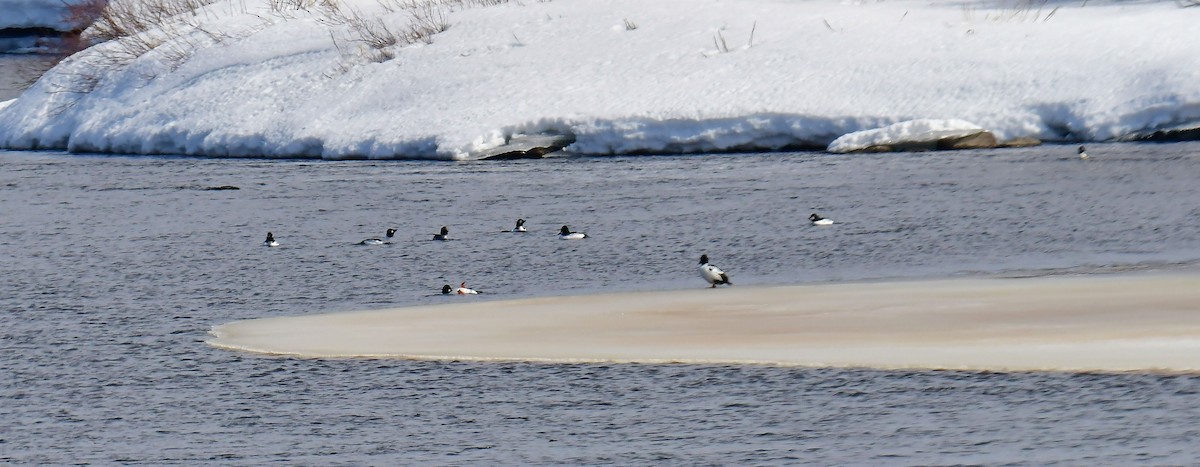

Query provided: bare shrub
[713,29,728,53]
[708,22,755,54]
[319,0,460,63]
[81,0,222,70]
[39,53,109,115]
[54,31,93,56]
[318,2,401,60]
[408,3,449,44]
[356,15,401,49]
[11,55,60,94]
[89,0,213,41]
[62,0,109,33]
[267,0,319,12]
[961,0,1061,23]
[48,64,103,97]
[36,0,227,113]
[375,0,513,12]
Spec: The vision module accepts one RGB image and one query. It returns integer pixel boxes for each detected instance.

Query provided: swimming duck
[442,282,479,295]
[698,254,731,288]
[511,218,527,232]
[433,226,449,241]
[1078,145,1088,160]
[263,232,279,247]
[359,228,397,245]
[558,225,588,239]
[809,213,834,226]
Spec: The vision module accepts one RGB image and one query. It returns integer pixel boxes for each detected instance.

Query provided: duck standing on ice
[558,225,588,239]
[263,232,279,247]
[809,213,834,226]
[698,254,732,288]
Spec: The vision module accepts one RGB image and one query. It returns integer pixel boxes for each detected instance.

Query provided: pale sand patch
[207,273,1200,372]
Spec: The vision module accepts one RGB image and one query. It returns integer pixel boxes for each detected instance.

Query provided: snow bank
[827,119,986,153]
[0,0,95,30]
[2,0,1199,159]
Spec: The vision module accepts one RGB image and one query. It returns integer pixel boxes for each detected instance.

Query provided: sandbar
[207,273,1200,372]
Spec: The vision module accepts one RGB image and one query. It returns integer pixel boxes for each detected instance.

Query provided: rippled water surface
[2,145,1199,464]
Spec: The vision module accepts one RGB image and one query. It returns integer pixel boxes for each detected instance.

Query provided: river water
[0,53,56,101]
[2,145,1199,464]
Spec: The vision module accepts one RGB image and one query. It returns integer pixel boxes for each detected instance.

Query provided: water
[2,145,1200,464]
[0,54,56,101]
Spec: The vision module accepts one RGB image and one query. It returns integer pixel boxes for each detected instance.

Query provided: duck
[432,226,449,241]
[558,225,588,239]
[809,213,834,226]
[1078,145,1088,160]
[442,282,479,295]
[698,254,731,288]
[511,218,527,232]
[359,228,397,245]
[263,232,279,247]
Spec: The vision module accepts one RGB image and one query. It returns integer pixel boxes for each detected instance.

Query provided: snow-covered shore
[0,0,95,53]
[1,0,1199,160]
[0,0,90,31]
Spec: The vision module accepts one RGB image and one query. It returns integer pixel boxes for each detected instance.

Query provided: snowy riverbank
[0,0,96,52]
[2,0,1199,159]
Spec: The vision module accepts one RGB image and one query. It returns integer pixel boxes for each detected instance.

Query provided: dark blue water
[2,145,1199,464]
